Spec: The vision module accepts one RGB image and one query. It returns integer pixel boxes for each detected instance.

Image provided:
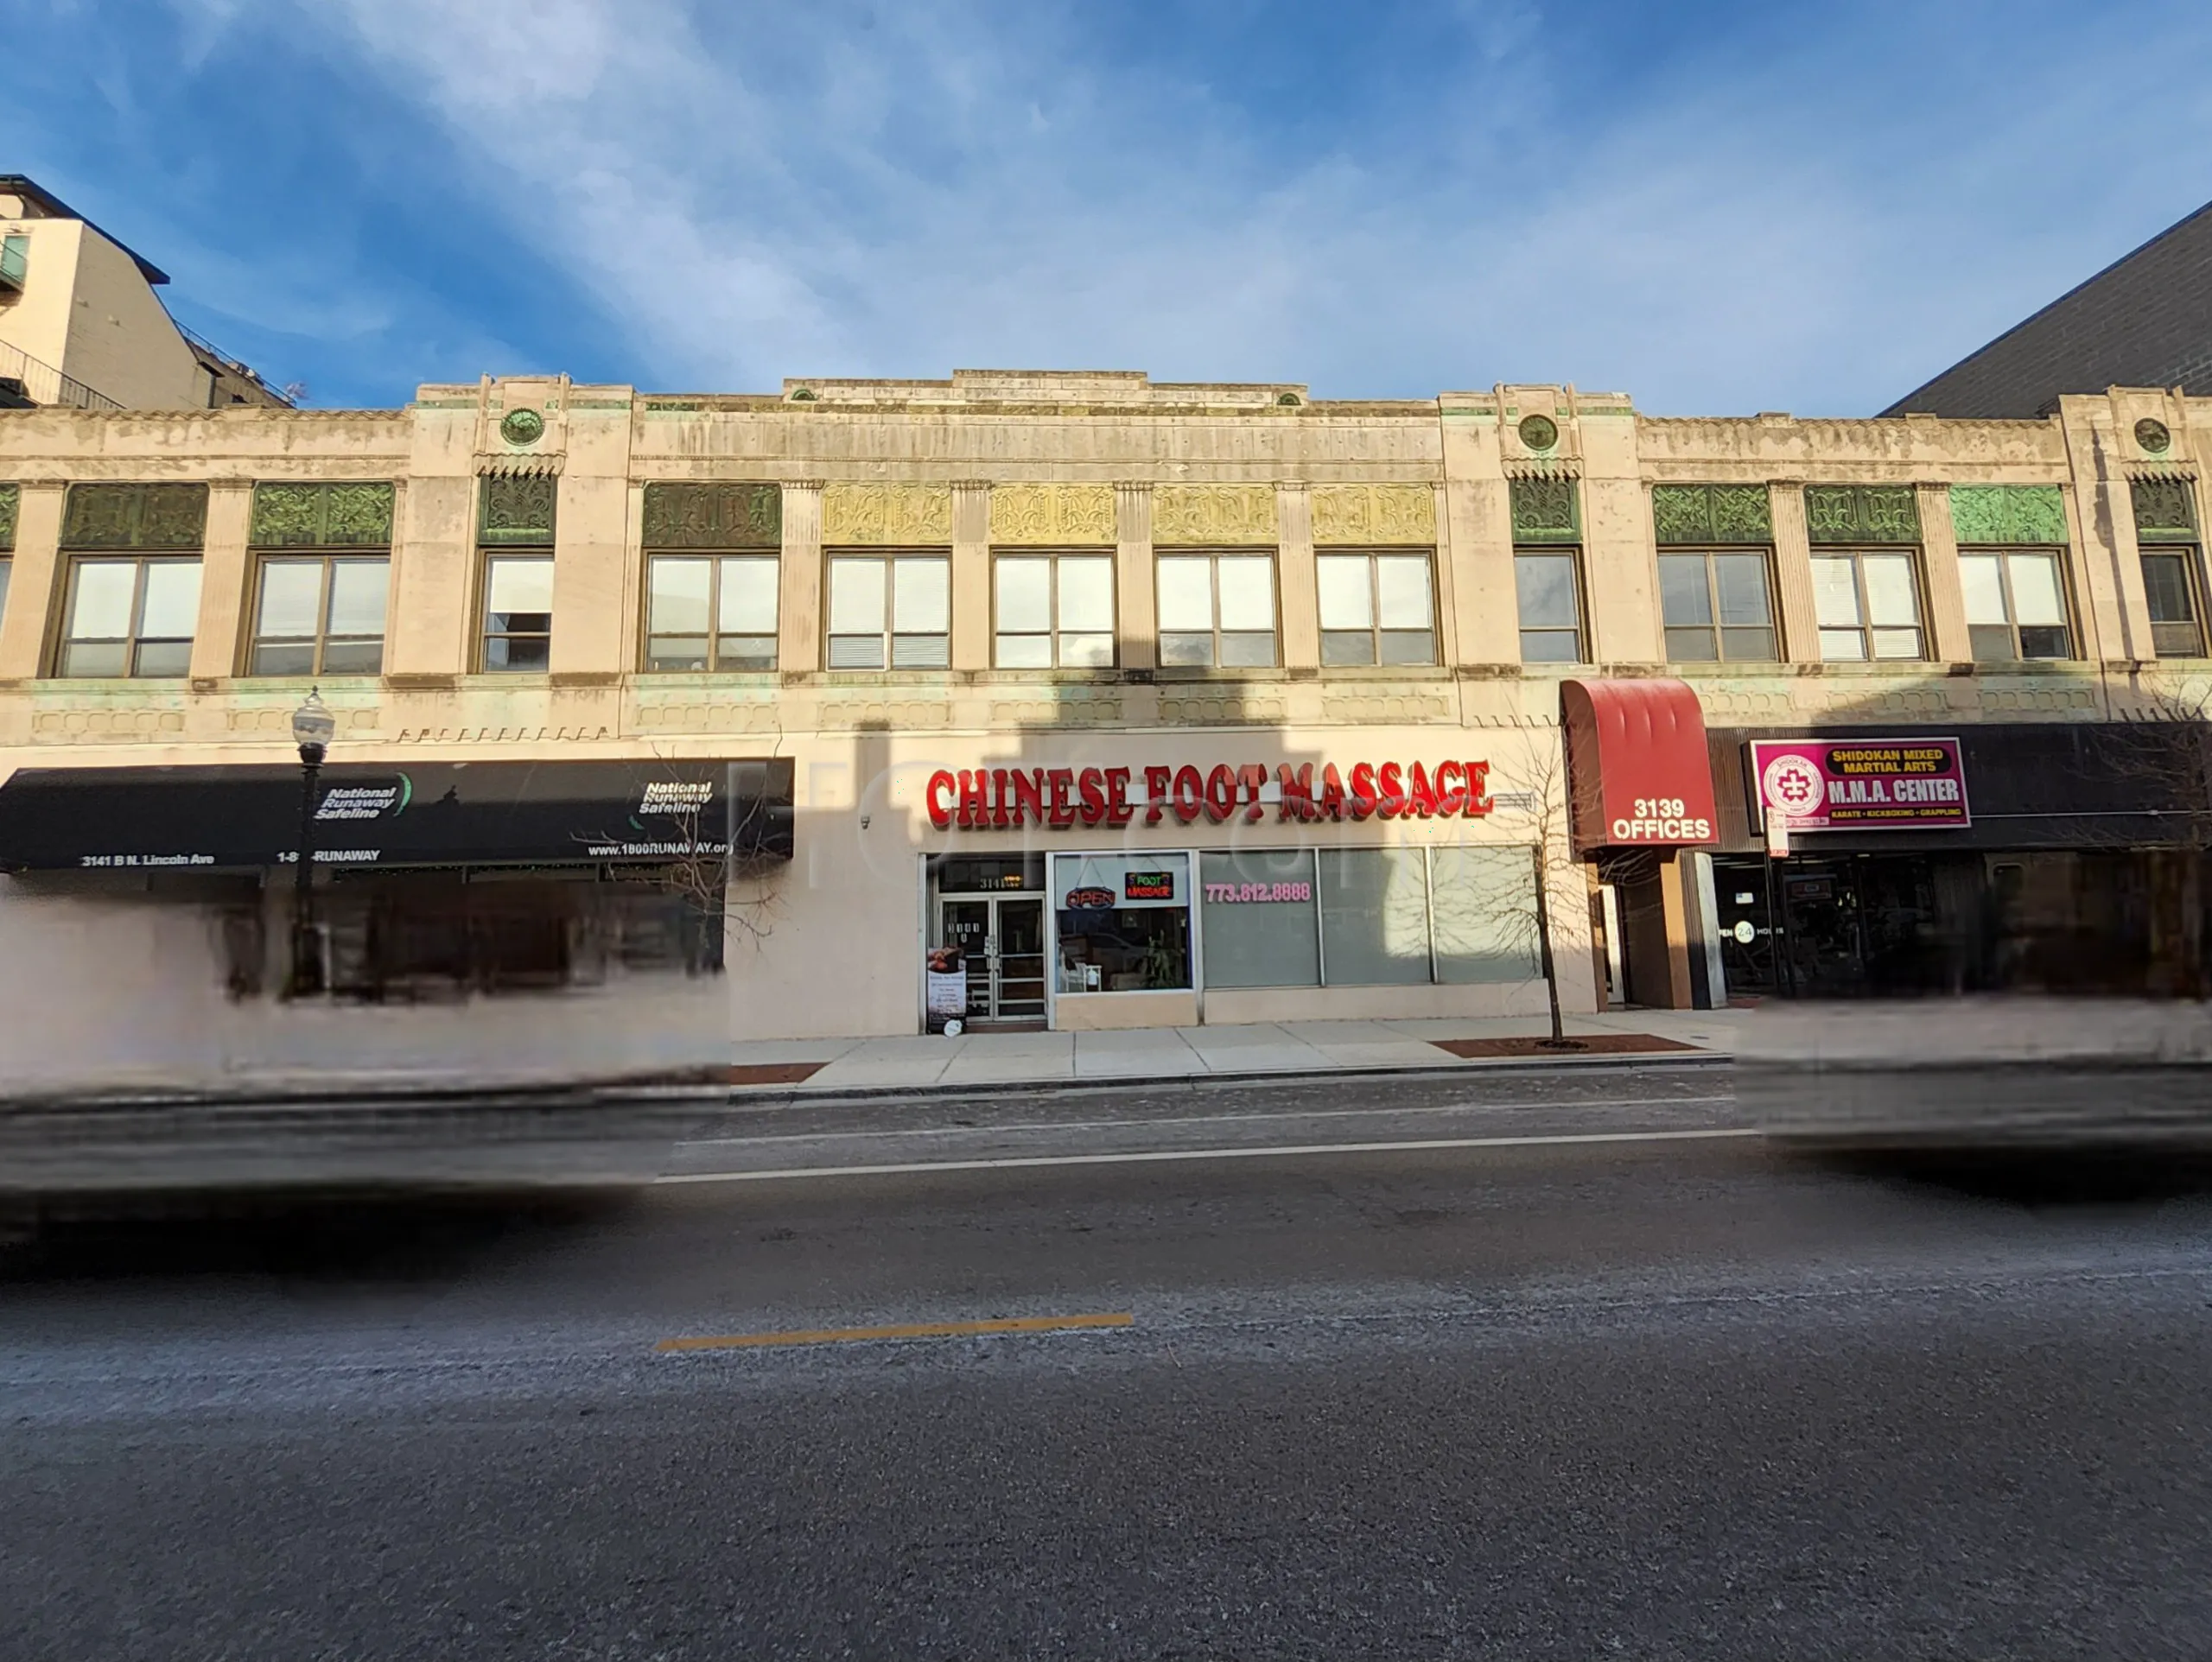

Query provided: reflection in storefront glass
[1053,852,1191,993]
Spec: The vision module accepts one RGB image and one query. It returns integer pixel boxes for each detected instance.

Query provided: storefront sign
[1205,879,1313,904]
[924,761,1493,831]
[0,759,797,871]
[1053,853,1186,910]
[1560,679,1719,850]
[1751,737,1970,830]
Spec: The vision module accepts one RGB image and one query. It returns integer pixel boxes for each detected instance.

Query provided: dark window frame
[54,554,203,679]
[641,552,781,673]
[1811,547,1928,663]
[2141,545,2207,659]
[1657,548,1779,663]
[990,549,1118,669]
[1512,547,1586,664]
[824,551,952,671]
[1155,549,1280,669]
[1957,546,2075,663]
[478,552,555,674]
[246,552,391,677]
[1316,549,1439,668]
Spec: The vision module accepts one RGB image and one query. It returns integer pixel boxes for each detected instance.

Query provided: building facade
[0,371,2207,1081]
[0,175,288,415]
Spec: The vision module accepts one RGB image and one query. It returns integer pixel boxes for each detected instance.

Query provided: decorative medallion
[1517,414,1559,452]
[499,407,546,446]
[2136,418,2172,455]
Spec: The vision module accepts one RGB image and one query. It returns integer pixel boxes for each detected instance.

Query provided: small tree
[589,757,785,974]
[1474,730,1590,1050]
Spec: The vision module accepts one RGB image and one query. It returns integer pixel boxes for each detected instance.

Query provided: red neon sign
[923,761,1492,831]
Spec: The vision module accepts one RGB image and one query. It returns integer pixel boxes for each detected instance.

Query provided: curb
[724,1048,1732,1107]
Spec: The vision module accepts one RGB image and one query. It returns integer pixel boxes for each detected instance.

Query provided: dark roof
[1883,200,2212,418]
[0,174,170,285]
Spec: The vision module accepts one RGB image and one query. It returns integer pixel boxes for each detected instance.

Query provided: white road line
[678,1094,1737,1150]
[657,1126,1764,1184]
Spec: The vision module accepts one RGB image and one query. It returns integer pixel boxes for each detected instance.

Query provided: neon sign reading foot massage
[925,761,1494,830]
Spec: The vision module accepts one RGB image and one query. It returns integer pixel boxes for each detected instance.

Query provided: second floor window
[59,556,202,677]
[2142,551,2204,658]
[1317,552,1436,666]
[1813,550,1923,661]
[1513,551,1584,663]
[1659,550,1777,662]
[481,555,554,672]
[1960,550,2072,662]
[1157,553,1276,667]
[645,555,779,671]
[995,553,1114,668]
[250,555,389,676]
[828,554,950,669]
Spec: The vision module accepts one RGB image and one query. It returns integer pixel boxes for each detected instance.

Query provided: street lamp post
[289,689,336,998]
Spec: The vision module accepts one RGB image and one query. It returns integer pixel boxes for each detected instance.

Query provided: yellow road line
[655,1310,1135,1354]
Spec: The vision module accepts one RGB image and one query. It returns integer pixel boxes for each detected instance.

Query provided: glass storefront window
[1053,852,1191,992]
[1318,848,1433,985]
[1428,846,1541,983]
[1199,848,1319,987]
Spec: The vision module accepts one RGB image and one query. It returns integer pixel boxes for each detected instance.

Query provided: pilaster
[951,480,991,673]
[1275,484,1318,669]
[779,481,823,676]
[189,481,254,682]
[1115,483,1154,670]
[0,483,63,679]
[1918,482,1972,666]
[1769,483,1818,662]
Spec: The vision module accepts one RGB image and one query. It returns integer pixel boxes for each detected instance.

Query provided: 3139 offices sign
[1751,737,1971,831]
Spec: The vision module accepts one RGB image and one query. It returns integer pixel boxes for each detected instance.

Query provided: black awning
[0,758,794,873]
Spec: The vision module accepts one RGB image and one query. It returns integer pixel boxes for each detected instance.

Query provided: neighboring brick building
[1885,200,2212,418]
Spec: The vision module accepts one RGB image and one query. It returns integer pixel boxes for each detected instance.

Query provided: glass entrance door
[994,897,1046,1018]
[938,895,1046,1023]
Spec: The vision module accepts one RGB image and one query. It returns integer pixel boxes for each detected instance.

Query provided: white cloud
[162,0,2212,412]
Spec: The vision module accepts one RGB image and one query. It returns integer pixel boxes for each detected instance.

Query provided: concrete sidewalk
[730,1009,1738,1094]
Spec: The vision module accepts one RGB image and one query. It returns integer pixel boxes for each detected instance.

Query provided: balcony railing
[0,338,123,411]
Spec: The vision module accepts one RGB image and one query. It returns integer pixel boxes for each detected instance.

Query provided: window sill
[1152,666,1288,682]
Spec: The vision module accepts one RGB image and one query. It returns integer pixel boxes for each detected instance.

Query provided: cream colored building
[0,369,2207,1084]
[0,174,287,414]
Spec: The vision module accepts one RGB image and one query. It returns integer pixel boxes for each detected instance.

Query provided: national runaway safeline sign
[1751,737,1971,831]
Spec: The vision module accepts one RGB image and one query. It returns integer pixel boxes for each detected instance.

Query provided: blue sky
[11,0,2212,413]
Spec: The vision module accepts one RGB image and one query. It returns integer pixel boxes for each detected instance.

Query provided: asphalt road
[7,1064,2212,1659]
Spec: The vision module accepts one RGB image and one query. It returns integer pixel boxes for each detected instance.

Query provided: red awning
[1560,678,1719,852]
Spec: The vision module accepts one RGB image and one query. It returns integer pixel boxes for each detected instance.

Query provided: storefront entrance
[939,893,1046,1023]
